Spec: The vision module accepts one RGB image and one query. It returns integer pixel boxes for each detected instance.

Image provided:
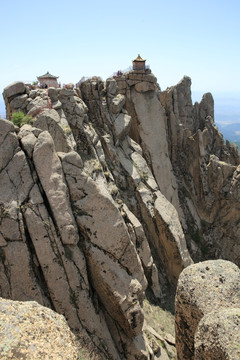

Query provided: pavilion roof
[37,71,59,79]
[133,54,146,62]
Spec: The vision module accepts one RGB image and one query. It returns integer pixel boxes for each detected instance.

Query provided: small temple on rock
[132,54,146,71]
[37,71,59,88]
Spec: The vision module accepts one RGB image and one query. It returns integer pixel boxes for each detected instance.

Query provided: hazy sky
[1,0,240,103]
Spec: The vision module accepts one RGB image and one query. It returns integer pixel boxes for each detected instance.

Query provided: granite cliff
[0,68,239,359]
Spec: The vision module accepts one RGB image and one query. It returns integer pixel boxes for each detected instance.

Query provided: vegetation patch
[143,298,175,337]
[143,295,177,359]
[11,111,34,127]
[140,170,149,181]
[64,246,73,261]
[110,184,119,197]
[193,228,201,244]
[0,204,9,223]
[69,288,78,306]
[63,125,72,135]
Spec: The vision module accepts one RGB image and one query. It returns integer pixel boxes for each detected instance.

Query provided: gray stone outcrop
[0,297,80,360]
[32,131,79,246]
[3,81,26,99]
[2,66,240,359]
[159,76,240,265]
[194,308,240,360]
[80,76,193,287]
[175,260,240,360]
[34,109,76,152]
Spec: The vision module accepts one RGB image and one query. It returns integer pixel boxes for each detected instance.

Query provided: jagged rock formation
[159,77,240,263]
[0,297,80,360]
[1,68,239,359]
[175,260,240,360]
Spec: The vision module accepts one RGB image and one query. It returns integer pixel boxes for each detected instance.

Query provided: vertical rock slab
[154,192,192,282]
[0,119,49,305]
[131,87,181,214]
[33,131,79,245]
[23,204,81,329]
[0,119,19,171]
[175,260,240,360]
[136,183,192,284]
[60,151,148,358]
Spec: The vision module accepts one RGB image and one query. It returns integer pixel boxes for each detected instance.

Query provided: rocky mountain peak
[1,70,239,359]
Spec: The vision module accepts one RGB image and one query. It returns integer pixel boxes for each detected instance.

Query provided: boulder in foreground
[175,260,240,360]
[0,297,79,360]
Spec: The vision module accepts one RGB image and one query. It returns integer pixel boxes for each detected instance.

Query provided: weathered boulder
[26,94,48,114]
[48,87,58,102]
[59,88,76,97]
[175,260,240,360]
[0,297,79,360]
[64,83,74,89]
[194,308,240,360]
[34,108,76,152]
[18,124,41,158]
[9,94,28,110]
[3,81,26,99]
[58,88,88,130]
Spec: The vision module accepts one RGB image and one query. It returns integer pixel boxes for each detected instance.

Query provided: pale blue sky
[1,0,240,112]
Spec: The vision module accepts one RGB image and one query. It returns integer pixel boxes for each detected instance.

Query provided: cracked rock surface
[1,70,239,359]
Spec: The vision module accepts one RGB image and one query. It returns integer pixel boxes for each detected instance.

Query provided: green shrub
[11,111,33,127]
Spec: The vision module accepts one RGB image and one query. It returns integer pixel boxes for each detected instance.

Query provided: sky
[0,0,240,122]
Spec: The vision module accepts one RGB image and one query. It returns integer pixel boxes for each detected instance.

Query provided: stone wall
[39,78,59,88]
